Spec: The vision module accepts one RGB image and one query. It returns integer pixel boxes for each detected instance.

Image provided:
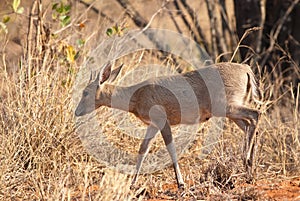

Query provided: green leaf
[112,26,118,33]
[74,51,80,61]
[76,39,85,48]
[12,0,21,12]
[64,5,71,13]
[52,3,59,10]
[56,4,64,13]
[16,7,24,14]
[3,15,10,23]
[61,15,70,26]
[52,12,57,20]
[52,2,72,27]
[59,15,66,21]
[106,28,113,36]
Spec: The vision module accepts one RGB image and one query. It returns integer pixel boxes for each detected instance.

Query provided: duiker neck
[100,83,137,113]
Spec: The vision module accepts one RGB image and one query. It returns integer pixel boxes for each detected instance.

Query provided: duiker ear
[107,63,124,83]
[89,71,94,83]
[98,62,112,85]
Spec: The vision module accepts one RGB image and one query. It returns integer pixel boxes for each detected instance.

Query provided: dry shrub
[0,21,137,201]
[0,1,299,200]
[0,44,141,201]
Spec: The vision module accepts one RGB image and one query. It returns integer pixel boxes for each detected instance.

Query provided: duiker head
[75,62,123,116]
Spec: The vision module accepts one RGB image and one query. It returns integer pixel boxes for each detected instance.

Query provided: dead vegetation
[0,0,299,200]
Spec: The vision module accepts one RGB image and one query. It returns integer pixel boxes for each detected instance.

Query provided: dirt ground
[69,177,300,200]
[151,178,300,200]
[250,177,300,201]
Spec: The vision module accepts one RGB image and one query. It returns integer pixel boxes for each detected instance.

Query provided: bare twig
[26,0,38,83]
[207,0,227,58]
[205,0,218,59]
[76,0,115,23]
[167,9,184,34]
[218,0,235,51]
[256,0,266,53]
[115,0,148,27]
[272,0,299,46]
[139,1,169,33]
[261,0,300,67]
[173,0,210,57]
[173,0,197,41]
[179,0,208,50]
[114,0,167,51]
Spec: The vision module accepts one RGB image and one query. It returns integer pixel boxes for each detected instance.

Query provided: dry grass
[1,1,300,200]
[1,45,299,200]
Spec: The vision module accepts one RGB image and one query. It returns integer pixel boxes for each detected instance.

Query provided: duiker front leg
[160,121,184,188]
[131,125,158,187]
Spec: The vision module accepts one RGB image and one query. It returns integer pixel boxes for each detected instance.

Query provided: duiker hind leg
[232,119,257,174]
[226,105,260,179]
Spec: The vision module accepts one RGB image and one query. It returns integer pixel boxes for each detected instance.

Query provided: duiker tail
[247,72,262,104]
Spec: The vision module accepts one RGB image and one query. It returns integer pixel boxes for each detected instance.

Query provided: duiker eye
[83,91,88,97]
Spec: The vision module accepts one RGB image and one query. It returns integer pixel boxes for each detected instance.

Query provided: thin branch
[77,0,115,23]
[205,0,218,59]
[272,0,299,44]
[256,0,266,53]
[261,0,300,67]
[139,1,168,33]
[179,0,208,51]
[167,9,184,34]
[218,0,235,51]
[173,1,200,47]
[115,0,148,27]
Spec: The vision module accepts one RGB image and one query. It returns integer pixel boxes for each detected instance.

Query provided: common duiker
[75,62,260,188]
